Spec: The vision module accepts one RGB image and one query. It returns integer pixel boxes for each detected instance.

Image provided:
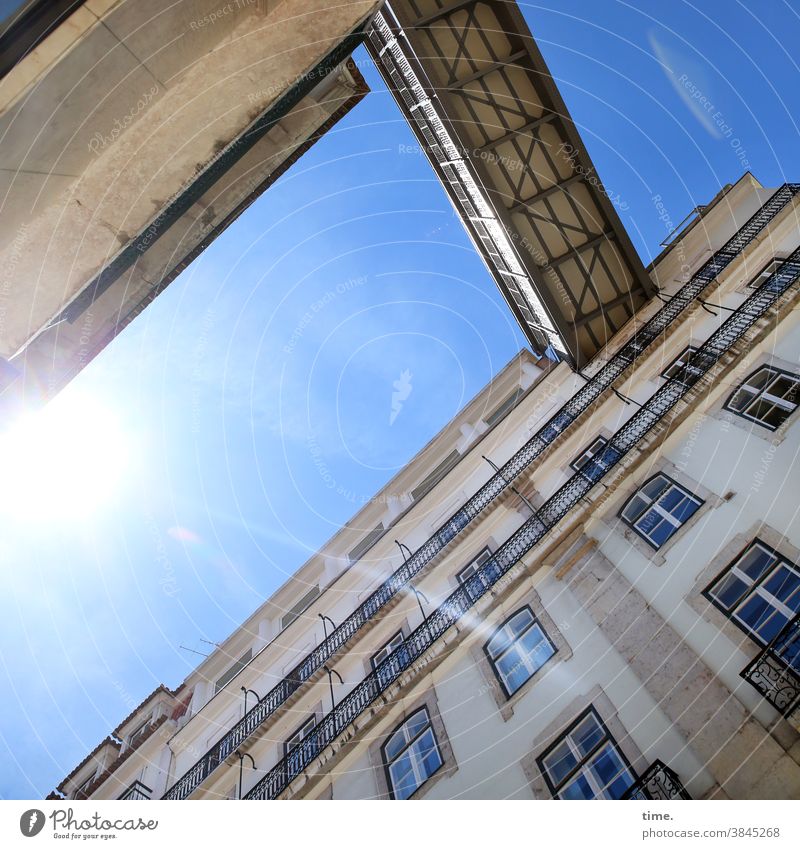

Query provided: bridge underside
[0,0,379,415]
[370,1,654,366]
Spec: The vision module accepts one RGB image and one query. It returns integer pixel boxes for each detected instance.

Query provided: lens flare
[0,391,129,521]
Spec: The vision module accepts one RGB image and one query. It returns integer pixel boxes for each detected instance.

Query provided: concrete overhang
[0,0,379,414]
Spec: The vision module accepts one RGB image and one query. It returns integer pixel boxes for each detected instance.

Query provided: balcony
[118,781,152,801]
[621,761,691,800]
[741,613,800,718]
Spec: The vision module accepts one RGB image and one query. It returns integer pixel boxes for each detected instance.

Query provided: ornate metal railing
[118,780,152,801]
[741,613,800,717]
[163,184,800,800]
[243,254,800,800]
[621,761,691,800]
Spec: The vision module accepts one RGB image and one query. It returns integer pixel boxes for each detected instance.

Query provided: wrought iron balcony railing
[741,613,800,718]
[163,184,800,800]
[243,255,800,800]
[118,780,152,801]
[621,761,691,800]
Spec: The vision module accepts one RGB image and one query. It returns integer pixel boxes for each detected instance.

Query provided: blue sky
[1,1,799,799]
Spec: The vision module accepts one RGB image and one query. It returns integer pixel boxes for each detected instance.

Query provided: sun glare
[0,391,129,521]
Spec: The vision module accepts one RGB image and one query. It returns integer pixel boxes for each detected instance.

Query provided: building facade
[51,172,800,801]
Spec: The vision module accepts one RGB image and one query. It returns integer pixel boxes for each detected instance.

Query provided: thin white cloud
[649,29,723,139]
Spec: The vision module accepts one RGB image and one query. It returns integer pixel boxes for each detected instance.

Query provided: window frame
[619,472,704,550]
[661,345,703,385]
[283,714,318,759]
[73,773,96,798]
[724,365,800,431]
[371,631,405,671]
[569,436,609,473]
[483,606,556,698]
[214,648,253,693]
[381,707,443,800]
[536,707,637,800]
[128,717,152,749]
[456,546,493,601]
[703,539,800,649]
[747,257,785,289]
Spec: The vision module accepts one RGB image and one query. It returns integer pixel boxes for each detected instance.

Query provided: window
[128,718,151,749]
[570,436,608,473]
[348,525,385,564]
[725,366,800,431]
[284,715,318,757]
[704,540,800,651]
[214,648,253,693]
[372,631,405,670]
[383,707,443,799]
[484,387,524,427]
[411,451,460,501]
[73,773,96,799]
[748,258,784,288]
[280,586,320,630]
[457,547,493,601]
[485,607,555,697]
[661,345,705,384]
[538,708,636,799]
[619,473,702,549]
[284,715,320,775]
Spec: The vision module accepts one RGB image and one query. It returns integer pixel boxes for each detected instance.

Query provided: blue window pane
[636,508,662,535]
[417,732,442,778]
[713,573,748,610]
[519,627,554,671]
[737,594,774,634]
[751,609,787,645]
[405,709,428,740]
[622,495,648,522]
[561,773,596,800]
[642,476,670,501]
[763,566,800,607]
[738,547,775,581]
[507,609,534,636]
[590,745,626,787]
[573,717,604,758]
[637,511,675,547]
[543,742,577,786]
[487,628,513,659]
[607,770,636,800]
[670,496,700,523]
[384,730,406,761]
[660,488,684,512]
[390,757,417,800]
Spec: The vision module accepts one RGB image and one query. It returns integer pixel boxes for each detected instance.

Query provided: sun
[0,390,129,521]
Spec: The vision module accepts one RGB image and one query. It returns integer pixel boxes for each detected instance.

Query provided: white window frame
[371,631,405,670]
[383,707,443,800]
[619,473,703,550]
[725,365,800,431]
[128,717,151,749]
[457,547,493,600]
[704,540,800,648]
[485,607,555,697]
[284,715,317,757]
